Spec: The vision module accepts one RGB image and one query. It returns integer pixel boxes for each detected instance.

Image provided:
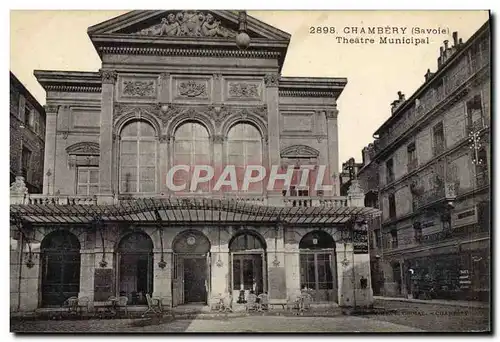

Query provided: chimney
[452,31,458,46]
[459,38,463,45]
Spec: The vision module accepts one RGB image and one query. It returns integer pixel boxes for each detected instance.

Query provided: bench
[269,299,287,310]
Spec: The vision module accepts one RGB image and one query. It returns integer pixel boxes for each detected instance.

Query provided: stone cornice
[45,85,102,93]
[98,46,281,59]
[279,90,337,98]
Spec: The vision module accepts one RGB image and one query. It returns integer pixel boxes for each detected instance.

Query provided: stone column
[352,252,374,307]
[18,251,41,311]
[79,249,96,305]
[284,243,301,299]
[266,225,286,300]
[336,242,355,307]
[213,135,224,194]
[264,73,281,203]
[153,250,172,308]
[159,135,169,193]
[43,105,59,195]
[325,108,340,196]
[98,70,117,204]
[210,246,229,299]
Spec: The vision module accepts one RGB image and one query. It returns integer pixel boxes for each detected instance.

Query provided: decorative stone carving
[228,83,260,98]
[135,11,236,38]
[212,135,224,144]
[159,134,169,143]
[100,70,117,84]
[280,145,320,158]
[207,105,231,124]
[159,105,183,125]
[347,179,364,197]
[44,104,59,114]
[57,131,69,140]
[264,73,280,88]
[123,80,156,97]
[178,81,207,97]
[325,109,339,119]
[66,142,100,155]
[213,73,222,81]
[114,103,161,121]
[10,176,28,195]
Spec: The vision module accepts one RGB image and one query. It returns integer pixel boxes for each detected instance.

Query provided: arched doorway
[299,230,337,303]
[229,230,267,302]
[172,230,211,306]
[41,230,81,307]
[117,231,154,305]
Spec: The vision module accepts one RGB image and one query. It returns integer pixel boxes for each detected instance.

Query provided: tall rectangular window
[373,229,381,249]
[21,147,31,179]
[386,159,394,184]
[390,229,398,249]
[466,95,483,132]
[432,122,445,155]
[388,193,396,219]
[407,142,417,172]
[77,167,99,195]
[414,222,422,242]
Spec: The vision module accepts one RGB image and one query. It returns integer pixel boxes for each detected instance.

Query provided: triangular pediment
[88,10,290,41]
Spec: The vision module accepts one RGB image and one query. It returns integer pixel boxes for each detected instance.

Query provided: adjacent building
[10,72,46,193]
[10,10,378,313]
[368,21,490,301]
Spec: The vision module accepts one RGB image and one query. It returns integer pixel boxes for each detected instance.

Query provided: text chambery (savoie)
[341,26,449,35]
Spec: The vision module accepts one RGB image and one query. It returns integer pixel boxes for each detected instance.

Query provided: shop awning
[10,197,380,225]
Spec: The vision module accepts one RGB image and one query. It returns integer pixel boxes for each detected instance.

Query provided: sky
[9,10,489,165]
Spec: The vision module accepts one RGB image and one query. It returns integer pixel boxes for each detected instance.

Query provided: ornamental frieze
[100,70,117,84]
[178,80,207,98]
[134,11,236,38]
[122,80,156,97]
[228,83,260,99]
[113,103,161,120]
[264,73,280,88]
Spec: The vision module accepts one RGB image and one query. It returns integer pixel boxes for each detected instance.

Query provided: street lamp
[235,11,250,50]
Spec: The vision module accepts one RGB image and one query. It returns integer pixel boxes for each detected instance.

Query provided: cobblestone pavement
[369,299,491,332]
[11,315,424,333]
[11,300,491,333]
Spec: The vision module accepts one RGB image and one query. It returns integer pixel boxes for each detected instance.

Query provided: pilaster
[98,70,117,203]
[159,72,170,103]
[325,108,339,196]
[264,73,281,196]
[43,105,59,195]
[153,252,172,307]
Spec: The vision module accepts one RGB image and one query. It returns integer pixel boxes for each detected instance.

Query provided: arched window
[117,232,154,305]
[299,230,337,303]
[227,123,263,192]
[41,231,81,307]
[229,231,267,295]
[174,122,211,192]
[119,120,157,193]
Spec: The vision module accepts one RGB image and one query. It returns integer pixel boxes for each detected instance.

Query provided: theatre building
[10,10,378,313]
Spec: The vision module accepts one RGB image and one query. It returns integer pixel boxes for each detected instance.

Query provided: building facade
[370,21,490,301]
[10,10,377,313]
[10,72,46,193]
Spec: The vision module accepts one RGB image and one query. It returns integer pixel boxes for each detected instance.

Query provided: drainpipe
[17,228,24,312]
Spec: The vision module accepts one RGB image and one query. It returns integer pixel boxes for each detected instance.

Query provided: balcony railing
[412,186,445,210]
[377,50,489,153]
[282,196,348,208]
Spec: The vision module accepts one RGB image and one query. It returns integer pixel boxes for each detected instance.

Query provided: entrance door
[183,258,207,303]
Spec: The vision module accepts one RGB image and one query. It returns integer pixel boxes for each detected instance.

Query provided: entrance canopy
[10,198,380,225]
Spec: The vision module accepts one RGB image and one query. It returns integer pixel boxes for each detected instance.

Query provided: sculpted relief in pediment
[134,11,237,38]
